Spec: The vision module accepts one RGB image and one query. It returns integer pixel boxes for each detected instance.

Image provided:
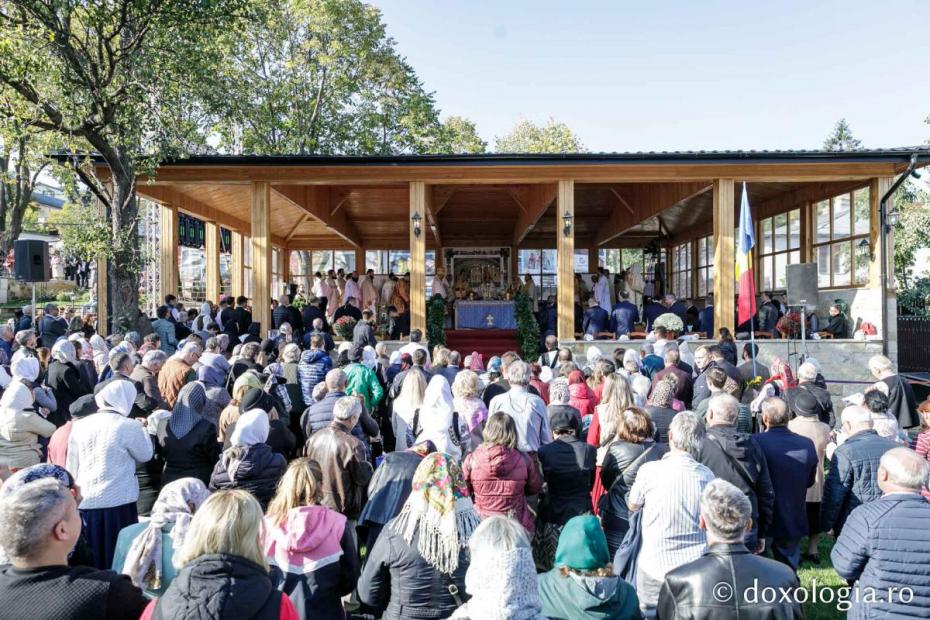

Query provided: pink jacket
[462,443,542,533]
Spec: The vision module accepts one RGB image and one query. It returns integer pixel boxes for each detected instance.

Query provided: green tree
[0,118,52,252]
[0,0,248,331]
[892,183,930,288]
[216,0,445,155]
[494,118,586,153]
[437,116,486,154]
[823,118,862,151]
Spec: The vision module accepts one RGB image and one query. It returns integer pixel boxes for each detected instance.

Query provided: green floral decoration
[427,294,447,349]
[333,316,357,341]
[514,290,540,361]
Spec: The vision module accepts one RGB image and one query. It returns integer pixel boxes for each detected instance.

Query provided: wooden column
[282,248,291,286]
[588,247,599,273]
[799,202,812,263]
[713,179,736,335]
[159,203,178,305]
[409,182,427,334]
[869,177,894,289]
[251,181,272,334]
[557,180,575,340]
[355,247,366,275]
[204,221,220,302]
[230,231,243,298]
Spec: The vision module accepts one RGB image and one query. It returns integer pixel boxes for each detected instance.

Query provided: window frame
[758,208,801,292]
[812,188,871,289]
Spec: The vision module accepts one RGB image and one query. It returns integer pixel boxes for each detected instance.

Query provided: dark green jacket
[538,570,642,620]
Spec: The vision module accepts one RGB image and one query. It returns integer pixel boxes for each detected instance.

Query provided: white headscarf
[95,380,137,417]
[0,380,34,410]
[51,340,77,364]
[416,375,462,460]
[229,408,270,447]
[363,345,378,371]
[10,356,39,382]
[89,334,109,358]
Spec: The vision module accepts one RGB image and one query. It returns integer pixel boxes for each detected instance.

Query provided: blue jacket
[832,493,930,619]
[820,430,899,535]
[753,427,818,540]
[698,306,714,335]
[582,306,609,336]
[152,318,178,353]
[643,302,664,331]
[609,301,639,336]
[297,349,332,405]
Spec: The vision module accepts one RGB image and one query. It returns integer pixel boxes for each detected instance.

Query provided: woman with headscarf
[196,357,231,426]
[452,369,489,450]
[271,343,305,435]
[191,302,215,342]
[159,382,220,487]
[66,380,154,568]
[218,371,263,443]
[112,478,211,597]
[412,375,470,460]
[45,339,93,427]
[766,357,797,395]
[209,408,287,509]
[358,453,480,620]
[568,370,597,424]
[69,335,99,389]
[89,333,110,375]
[391,369,426,451]
[448,515,547,620]
[646,375,678,443]
[11,353,58,424]
[0,367,56,469]
[264,458,360,620]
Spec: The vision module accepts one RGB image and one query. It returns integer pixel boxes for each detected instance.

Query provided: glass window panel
[311,251,333,274]
[854,189,870,236]
[334,251,355,273]
[774,213,788,252]
[832,242,851,287]
[541,249,557,273]
[833,194,851,239]
[426,251,436,276]
[762,256,773,291]
[540,274,557,299]
[220,253,231,296]
[817,246,831,287]
[788,210,801,249]
[389,250,410,275]
[519,249,541,274]
[697,269,706,297]
[816,201,831,244]
[243,267,252,298]
[573,249,589,273]
[366,250,385,273]
[774,253,788,289]
[707,270,714,297]
[789,250,800,265]
[762,218,773,253]
[855,240,870,285]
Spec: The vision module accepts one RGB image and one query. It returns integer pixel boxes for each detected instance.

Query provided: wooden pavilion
[103,149,929,349]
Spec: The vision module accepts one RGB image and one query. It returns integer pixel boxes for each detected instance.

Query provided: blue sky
[375,0,930,152]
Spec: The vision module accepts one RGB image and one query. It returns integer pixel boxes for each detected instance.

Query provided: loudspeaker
[14,239,50,282]
[786,263,819,307]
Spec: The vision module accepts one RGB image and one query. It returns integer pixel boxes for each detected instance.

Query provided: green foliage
[495,118,586,153]
[823,118,862,151]
[892,182,930,288]
[0,118,55,252]
[426,293,446,349]
[514,290,540,361]
[437,116,486,154]
[333,315,357,340]
[898,276,930,316]
[215,0,445,155]
[48,201,113,263]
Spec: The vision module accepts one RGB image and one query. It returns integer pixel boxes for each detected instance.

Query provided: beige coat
[0,402,57,469]
[788,415,832,502]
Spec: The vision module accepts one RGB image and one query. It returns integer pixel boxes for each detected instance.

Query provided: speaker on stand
[786,263,819,368]
[13,239,50,330]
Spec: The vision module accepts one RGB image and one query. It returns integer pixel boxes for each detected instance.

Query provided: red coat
[462,443,542,533]
[569,382,597,418]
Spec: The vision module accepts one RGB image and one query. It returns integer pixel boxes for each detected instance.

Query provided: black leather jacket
[658,543,802,620]
[599,439,666,531]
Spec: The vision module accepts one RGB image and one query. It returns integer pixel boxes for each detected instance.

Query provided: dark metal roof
[53,147,930,167]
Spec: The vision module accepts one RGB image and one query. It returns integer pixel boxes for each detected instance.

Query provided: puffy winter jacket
[831,493,930,620]
[297,350,332,405]
[209,443,287,509]
[461,443,542,533]
[357,524,469,620]
[820,430,899,535]
[264,505,359,620]
[344,362,384,413]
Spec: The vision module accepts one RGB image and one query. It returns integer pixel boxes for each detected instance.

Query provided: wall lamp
[562,211,573,237]
[411,211,422,238]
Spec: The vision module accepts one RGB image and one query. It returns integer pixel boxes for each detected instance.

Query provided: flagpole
[750,312,757,378]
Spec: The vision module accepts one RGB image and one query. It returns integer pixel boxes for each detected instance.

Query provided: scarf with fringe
[390,452,480,575]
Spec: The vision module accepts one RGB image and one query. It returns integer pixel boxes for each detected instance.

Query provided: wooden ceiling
[136,179,872,251]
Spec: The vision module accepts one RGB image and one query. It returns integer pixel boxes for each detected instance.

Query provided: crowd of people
[0,290,927,620]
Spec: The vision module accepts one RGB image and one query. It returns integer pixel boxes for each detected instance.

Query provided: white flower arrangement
[653,312,684,332]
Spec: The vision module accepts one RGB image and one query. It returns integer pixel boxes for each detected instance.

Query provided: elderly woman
[411,375,470,460]
[112,478,211,597]
[45,340,92,427]
[209,408,287,508]
[452,369,489,450]
[89,333,110,375]
[646,376,678,443]
[196,356,231,426]
[462,412,542,534]
[70,333,99,388]
[67,380,154,568]
[11,328,38,363]
[159,382,220,487]
[274,343,305,428]
[359,453,480,620]
[448,516,546,620]
[391,367,426,451]
[11,354,57,423]
[0,363,56,469]
[218,371,262,442]
[537,515,641,619]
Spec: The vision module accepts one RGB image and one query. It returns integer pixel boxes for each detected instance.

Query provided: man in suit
[301,297,328,333]
[352,309,378,349]
[232,295,252,337]
[642,296,665,332]
[609,290,639,337]
[38,303,66,348]
[582,297,609,338]
[333,296,363,323]
[869,354,918,429]
[754,397,818,571]
[698,293,714,335]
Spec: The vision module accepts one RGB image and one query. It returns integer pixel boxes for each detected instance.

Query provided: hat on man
[549,408,579,433]
[787,388,822,418]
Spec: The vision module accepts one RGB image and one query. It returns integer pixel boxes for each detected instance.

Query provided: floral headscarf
[390,452,481,574]
[169,382,207,438]
[120,478,210,590]
[649,376,676,408]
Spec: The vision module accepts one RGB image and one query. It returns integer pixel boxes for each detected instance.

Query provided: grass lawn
[798,535,847,620]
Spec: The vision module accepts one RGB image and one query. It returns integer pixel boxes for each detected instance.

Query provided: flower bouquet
[333,316,357,341]
[653,312,685,336]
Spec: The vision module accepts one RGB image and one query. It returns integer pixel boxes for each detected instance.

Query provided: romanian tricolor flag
[736,182,756,326]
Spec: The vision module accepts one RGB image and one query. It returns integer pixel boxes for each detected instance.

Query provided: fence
[898,316,930,372]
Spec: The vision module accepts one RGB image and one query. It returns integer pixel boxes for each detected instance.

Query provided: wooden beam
[285,213,311,241]
[512,183,557,246]
[869,177,894,289]
[424,186,442,248]
[328,187,351,215]
[596,182,712,246]
[251,181,272,333]
[713,179,736,335]
[230,231,243,298]
[410,182,427,334]
[271,185,362,247]
[557,180,575,340]
[431,187,457,214]
[205,221,220,302]
[159,203,178,306]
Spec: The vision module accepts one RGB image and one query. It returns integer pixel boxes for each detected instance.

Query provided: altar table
[454,300,517,329]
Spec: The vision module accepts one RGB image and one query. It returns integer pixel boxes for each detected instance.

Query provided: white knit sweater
[66,410,153,510]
